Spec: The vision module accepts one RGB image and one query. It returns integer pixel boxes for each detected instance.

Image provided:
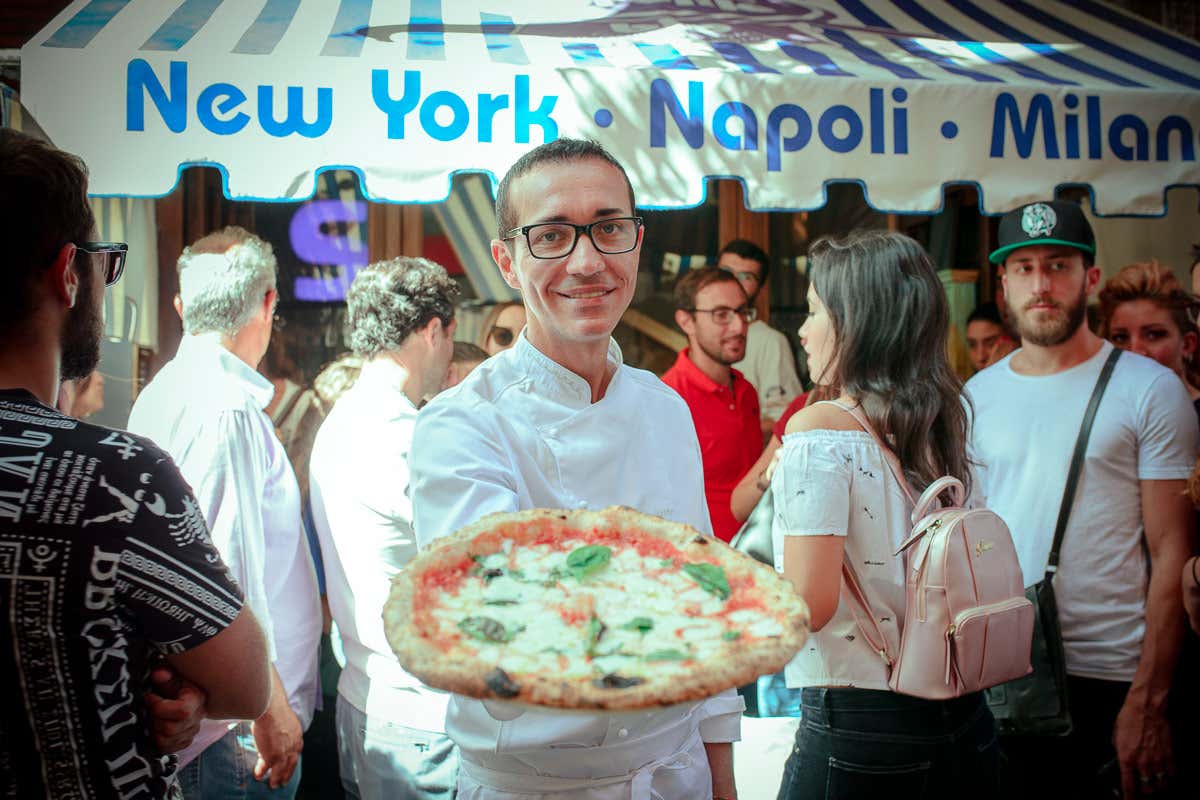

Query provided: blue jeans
[777,688,1000,800]
[336,696,457,800]
[177,723,302,800]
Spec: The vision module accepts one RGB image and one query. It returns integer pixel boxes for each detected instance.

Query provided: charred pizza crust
[384,506,809,710]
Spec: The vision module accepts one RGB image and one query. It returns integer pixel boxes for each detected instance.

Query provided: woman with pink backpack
[771,230,1023,799]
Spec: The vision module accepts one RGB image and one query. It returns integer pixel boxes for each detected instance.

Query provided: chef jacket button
[617,728,628,738]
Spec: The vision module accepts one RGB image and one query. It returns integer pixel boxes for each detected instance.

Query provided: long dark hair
[809,230,972,494]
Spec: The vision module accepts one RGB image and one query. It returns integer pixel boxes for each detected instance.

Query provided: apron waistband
[461,713,704,794]
[460,741,698,798]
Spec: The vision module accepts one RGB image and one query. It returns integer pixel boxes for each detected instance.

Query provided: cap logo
[1021,203,1057,239]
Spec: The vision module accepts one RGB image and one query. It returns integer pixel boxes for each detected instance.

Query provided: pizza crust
[384,506,809,710]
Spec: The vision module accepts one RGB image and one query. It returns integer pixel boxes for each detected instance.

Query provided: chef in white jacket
[410,138,743,800]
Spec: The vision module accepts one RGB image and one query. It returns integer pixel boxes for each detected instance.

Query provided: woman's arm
[730,435,782,523]
[774,402,859,630]
[782,536,845,631]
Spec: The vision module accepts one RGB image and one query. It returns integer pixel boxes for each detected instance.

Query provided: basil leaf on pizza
[566,544,612,579]
[682,562,731,600]
[384,507,810,710]
[458,616,524,643]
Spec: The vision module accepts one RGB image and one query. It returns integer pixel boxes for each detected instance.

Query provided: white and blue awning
[19,0,1200,216]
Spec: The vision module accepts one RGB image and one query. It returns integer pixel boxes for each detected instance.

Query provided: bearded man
[661,267,761,542]
[966,201,1196,800]
[0,128,271,799]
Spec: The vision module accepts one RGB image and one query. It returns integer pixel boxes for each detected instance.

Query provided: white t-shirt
[966,342,1197,681]
[734,320,803,422]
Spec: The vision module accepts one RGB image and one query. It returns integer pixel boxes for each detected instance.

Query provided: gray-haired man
[309,257,459,799]
[129,226,321,799]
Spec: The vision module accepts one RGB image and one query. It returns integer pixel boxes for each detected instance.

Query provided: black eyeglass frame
[501,216,644,260]
[683,305,756,325]
[75,241,129,286]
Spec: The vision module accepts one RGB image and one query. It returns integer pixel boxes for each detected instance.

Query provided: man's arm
[193,412,278,662]
[250,666,304,789]
[165,607,272,720]
[202,413,305,784]
[1114,478,1194,799]
[143,667,206,754]
[117,444,275,735]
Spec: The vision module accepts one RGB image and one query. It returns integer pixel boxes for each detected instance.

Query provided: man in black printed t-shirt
[0,129,273,799]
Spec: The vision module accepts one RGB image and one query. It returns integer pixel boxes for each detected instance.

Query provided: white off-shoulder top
[772,428,912,691]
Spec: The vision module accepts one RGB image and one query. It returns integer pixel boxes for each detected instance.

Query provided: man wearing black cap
[967,201,1196,799]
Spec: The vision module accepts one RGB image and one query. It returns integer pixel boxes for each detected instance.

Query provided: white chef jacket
[733,320,803,423]
[308,357,450,729]
[410,333,744,800]
[128,333,321,763]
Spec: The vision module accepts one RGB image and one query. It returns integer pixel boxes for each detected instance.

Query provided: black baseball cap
[989,200,1096,265]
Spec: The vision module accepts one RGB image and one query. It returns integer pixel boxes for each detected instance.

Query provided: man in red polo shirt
[662,267,762,542]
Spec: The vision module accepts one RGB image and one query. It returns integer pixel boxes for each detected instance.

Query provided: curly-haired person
[308,257,461,799]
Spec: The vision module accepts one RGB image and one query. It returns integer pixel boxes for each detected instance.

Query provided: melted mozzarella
[432,539,777,679]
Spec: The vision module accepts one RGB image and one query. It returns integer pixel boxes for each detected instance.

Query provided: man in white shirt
[410,138,744,800]
[967,201,1196,800]
[308,257,459,799]
[128,227,321,799]
[720,240,803,434]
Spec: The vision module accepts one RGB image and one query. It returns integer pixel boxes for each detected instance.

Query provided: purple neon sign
[289,199,368,301]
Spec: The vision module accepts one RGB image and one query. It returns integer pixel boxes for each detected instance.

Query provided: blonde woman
[1099,260,1200,410]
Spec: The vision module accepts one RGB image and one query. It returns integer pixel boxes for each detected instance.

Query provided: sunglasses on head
[489,326,516,348]
[75,242,128,286]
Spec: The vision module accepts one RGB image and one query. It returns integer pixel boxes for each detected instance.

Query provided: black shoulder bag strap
[1045,346,1122,583]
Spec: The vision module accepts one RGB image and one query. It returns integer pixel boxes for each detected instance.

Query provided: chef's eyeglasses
[75,242,128,286]
[502,216,643,260]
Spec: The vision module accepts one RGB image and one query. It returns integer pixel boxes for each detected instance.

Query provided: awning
[20,0,1200,216]
[432,175,520,302]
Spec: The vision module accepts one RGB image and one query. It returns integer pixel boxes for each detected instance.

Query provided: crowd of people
[2,125,1199,800]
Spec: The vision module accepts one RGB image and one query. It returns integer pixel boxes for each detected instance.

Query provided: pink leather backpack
[837,402,1034,700]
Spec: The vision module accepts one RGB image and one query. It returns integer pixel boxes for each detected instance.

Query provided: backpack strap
[812,400,908,668]
[912,477,965,522]
[1045,346,1122,582]
[841,559,896,667]
[816,400,917,505]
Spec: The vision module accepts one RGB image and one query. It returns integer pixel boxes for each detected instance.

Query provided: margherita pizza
[383,507,809,710]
